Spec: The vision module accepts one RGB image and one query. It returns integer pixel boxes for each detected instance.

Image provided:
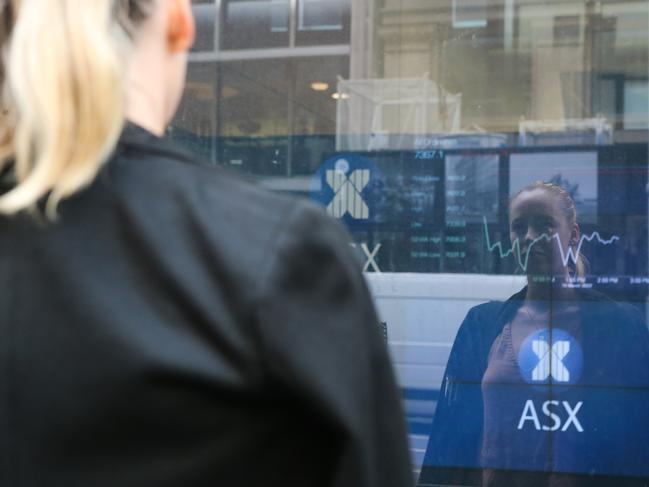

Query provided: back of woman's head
[0,0,156,217]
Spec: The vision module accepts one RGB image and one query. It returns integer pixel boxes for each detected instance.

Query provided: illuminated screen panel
[311,145,648,297]
[310,144,649,483]
[509,152,598,223]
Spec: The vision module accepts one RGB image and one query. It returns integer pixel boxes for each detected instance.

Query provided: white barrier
[365,273,526,469]
[366,273,526,391]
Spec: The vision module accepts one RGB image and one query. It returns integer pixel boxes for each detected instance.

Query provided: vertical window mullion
[289,0,297,48]
[215,0,222,52]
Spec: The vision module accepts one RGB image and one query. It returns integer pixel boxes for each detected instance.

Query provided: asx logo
[518,329,583,385]
[516,328,585,434]
[518,400,584,432]
[326,166,370,219]
[531,339,571,382]
[311,155,382,223]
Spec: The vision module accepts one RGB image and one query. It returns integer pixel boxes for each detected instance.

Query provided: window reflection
[191,2,217,52]
[452,0,487,29]
[418,181,649,486]
[221,0,290,50]
[172,56,348,176]
[299,0,344,31]
[176,2,649,481]
[296,0,350,45]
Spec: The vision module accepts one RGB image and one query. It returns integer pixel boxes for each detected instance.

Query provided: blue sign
[310,154,384,225]
[518,329,583,386]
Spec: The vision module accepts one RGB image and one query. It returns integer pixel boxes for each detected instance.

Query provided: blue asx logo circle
[309,154,383,224]
[518,328,583,385]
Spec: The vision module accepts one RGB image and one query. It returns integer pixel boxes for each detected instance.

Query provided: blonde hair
[0,0,154,217]
[512,181,588,278]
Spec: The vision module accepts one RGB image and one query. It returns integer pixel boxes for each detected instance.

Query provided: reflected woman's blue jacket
[418,287,649,485]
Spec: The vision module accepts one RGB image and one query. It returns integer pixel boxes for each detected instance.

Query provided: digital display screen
[310,143,649,484]
[310,144,648,300]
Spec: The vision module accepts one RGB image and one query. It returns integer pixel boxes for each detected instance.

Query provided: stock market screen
[310,143,649,484]
[310,144,648,300]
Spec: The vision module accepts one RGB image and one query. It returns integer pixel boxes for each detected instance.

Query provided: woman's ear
[166,0,195,53]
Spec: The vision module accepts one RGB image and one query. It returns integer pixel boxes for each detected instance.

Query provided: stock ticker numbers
[403,152,499,273]
[310,146,647,294]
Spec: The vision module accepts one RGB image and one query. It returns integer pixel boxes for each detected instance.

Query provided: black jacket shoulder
[0,124,413,487]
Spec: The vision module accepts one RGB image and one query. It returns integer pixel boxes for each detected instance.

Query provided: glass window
[191,1,217,52]
[174,1,649,483]
[296,0,350,45]
[453,0,487,29]
[299,0,344,31]
[221,0,290,50]
[625,80,649,129]
[172,56,348,177]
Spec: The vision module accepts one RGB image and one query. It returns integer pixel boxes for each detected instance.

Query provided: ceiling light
[310,81,330,91]
[331,92,349,100]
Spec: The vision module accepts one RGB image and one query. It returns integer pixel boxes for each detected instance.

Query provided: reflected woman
[418,182,649,487]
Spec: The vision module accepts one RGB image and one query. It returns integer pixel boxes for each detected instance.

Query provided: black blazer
[0,124,412,487]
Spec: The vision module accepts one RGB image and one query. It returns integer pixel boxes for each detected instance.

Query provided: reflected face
[509,189,577,277]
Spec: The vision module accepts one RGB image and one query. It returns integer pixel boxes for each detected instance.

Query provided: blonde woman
[0,1,412,486]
